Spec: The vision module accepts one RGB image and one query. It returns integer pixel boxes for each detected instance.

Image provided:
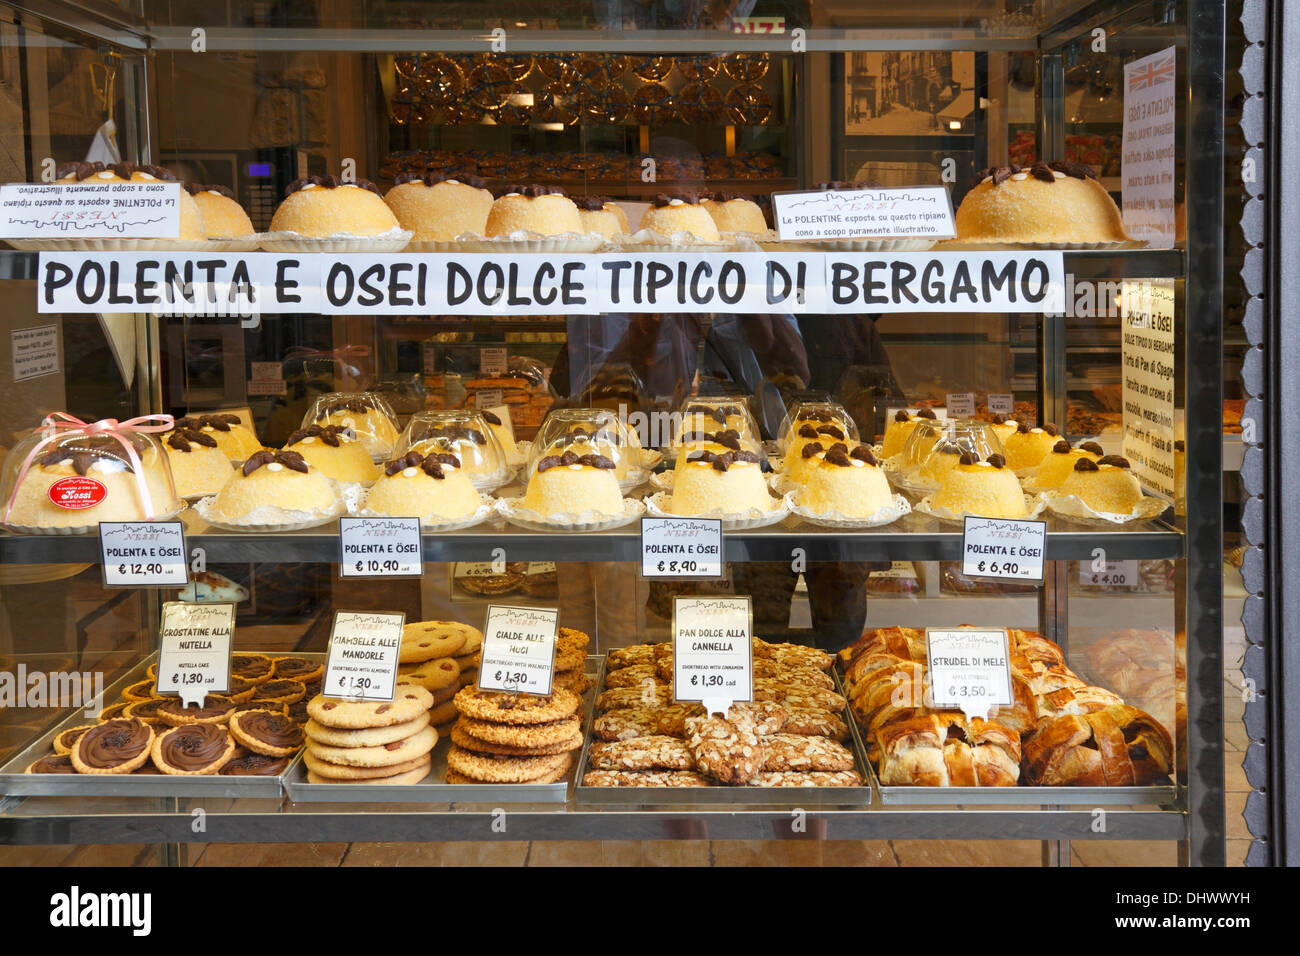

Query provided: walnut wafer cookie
[450,723,581,756]
[445,745,575,783]
[455,714,581,749]
[453,686,580,725]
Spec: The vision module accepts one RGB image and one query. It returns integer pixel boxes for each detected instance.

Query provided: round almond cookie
[51,724,97,755]
[157,694,237,727]
[306,724,437,768]
[450,723,582,756]
[445,745,574,783]
[303,711,430,748]
[70,719,155,774]
[271,656,324,683]
[307,684,433,729]
[303,749,431,780]
[151,724,236,775]
[453,686,580,725]
[228,709,304,757]
[455,714,582,749]
[397,655,460,693]
[231,653,274,685]
[399,620,473,663]
[308,761,431,785]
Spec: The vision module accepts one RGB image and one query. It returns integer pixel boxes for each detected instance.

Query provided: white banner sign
[0,182,181,239]
[35,251,1067,316]
[1122,47,1177,247]
[771,186,955,241]
[338,516,423,578]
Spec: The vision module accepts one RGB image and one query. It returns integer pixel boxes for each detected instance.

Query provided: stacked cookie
[584,639,861,788]
[396,620,483,737]
[303,683,437,784]
[446,685,584,785]
[553,626,592,695]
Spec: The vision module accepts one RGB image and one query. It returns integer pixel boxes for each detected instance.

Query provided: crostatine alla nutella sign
[35,250,1066,315]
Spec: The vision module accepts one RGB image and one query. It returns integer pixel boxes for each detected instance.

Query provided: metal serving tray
[574,656,873,806]
[0,651,316,799]
[283,655,599,804]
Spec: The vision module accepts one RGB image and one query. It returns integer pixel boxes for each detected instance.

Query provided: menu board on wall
[1121,280,1177,499]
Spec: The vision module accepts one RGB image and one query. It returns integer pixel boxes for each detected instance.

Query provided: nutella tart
[228,709,304,757]
[123,698,170,725]
[51,724,97,755]
[70,718,155,774]
[122,679,157,703]
[151,723,236,775]
[156,693,237,726]
[220,747,291,776]
[249,679,307,705]
[272,656,324,683]
[26,754,77,774]
[231,653,274,684]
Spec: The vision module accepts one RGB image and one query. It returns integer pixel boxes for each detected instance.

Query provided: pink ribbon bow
[3,412,176,528]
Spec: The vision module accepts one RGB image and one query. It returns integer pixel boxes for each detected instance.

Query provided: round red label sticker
[47,476,107,510]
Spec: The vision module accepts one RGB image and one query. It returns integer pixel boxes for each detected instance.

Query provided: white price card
[926,627,1014,721]
[945,392,976,418]
[987,393,1015,416]
[474,388,504,410]
[338,516,423,578]
[99,521,188,588]
[640,516,723,578]
[1079,559,1140,589]
[11,324,59,382]
[672,596,753,712]
[771,185,955,242]
[323,610,404,701]
[478,605,559,696]
[247,361,286,396]
[479,346,508,376]
[962,516,1046,582]
[156,602,235,705]
[0,181,181,238]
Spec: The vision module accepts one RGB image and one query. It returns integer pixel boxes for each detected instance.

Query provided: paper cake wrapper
[495,496,645,532]
[1040,491,1168,526]
[644,490,789,531]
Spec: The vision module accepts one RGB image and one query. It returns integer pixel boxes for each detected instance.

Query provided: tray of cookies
[283,622,595,803]
[0,651,319,798]
[574,638,872,805]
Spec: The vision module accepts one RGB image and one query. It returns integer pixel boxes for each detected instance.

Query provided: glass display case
[0,0,1229,865]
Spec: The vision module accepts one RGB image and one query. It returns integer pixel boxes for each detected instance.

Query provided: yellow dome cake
[639,194,721,242]
[701,192,768,235]
[674,400,759,455]
[540,427,637,482]
[1002,422,1062,471]
[310,395,399,461]
[573,196,626,238]
[931,453,1028,518]
[4,435,180,528]
[785,418,854,461]
[987,414,1019,447]
[953,160,1131,244]
[522,449,624,518]
[796,444,893,517]
[163,428,234,498]
[669,449,773,516]
[881,408,939,459]
[384,171,493,241]
[407,429,505,487]
[1029,439,1103,490]
[479,410,518,460]
[1057,455,1144,513]
[283,425,380,484]
[209,450,338,520]
[171,413,263,462]
[485,185,582,237]
[365,450,481,521]
[184,184,255,238]
[920,445,967,484]
[270,176,400,237]
[56,161,207,241]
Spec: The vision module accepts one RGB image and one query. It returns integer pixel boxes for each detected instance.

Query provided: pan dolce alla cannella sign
[34,250,1066,315]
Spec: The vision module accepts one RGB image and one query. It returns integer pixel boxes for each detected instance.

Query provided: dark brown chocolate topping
[1016,421,1031,434]
[536,450,615,472]
[1043,424,1059,436]
[1074,458,1101,472]
[958,451,979,465]
[799,409,838,423]
[393,170,488,190]
[651,192,705,208]
[798,423,819,439]
[55,726,94,749]
[126,698,167,719]
[850,445,878,466]
[231,654,272,679]
[572,195,613,211]
[183,182,236,198]
[800,442,824,459]
[816,424,846,440]
[1052,440,1072,454]
[167,428,219,452]
[242,449,309,476]
[1048,159,1097,180]
[992,414,1009,425]
[986,454,1007,469]
[978,159,1095,185]
[813,180,883,191]
[58,161,176,182]
[894,410,911,423]
[917,408,938,420]
[30,754,76,774]
[382,450,461,479]
[158,695,236,720]
[496,183,567,198]
[1097,455,1131,469]
[555,427,622,447]
[823,446,852,467]
[76,719,151,768]
[319,398,374,416]
[38,438,133,476]
[1028,163,1057,182]
[251,679,304,700]
[285,175,381,197]
[1174,440,1185,452]
[176,413,242,432]
[234,711,302,748]
[707,190,760,203]
[1080,441,1105,455]
[272,657,318,678]
[159,724,229,771]
[285,424,356,448]
[686,449,761,472]
[480,410,502,426]
[220,750,290,775]
[426,424,486,445]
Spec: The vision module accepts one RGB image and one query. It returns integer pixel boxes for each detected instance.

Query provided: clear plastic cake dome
[396,409,511,491]
[672,397,763,456]
[1,423,182,533]
[776,400,860,454]
[900,418,1008,490]
[302,391,399,462]
[527,407,648,492]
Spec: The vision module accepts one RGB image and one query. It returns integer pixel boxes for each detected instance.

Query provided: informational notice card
[323,611,404,702]
[0,181,181,238]
[156,602,235,706]
[1122,47,1177,247]
[672,596,753,713]
[770,186,956,241]
[478,605,559,697]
